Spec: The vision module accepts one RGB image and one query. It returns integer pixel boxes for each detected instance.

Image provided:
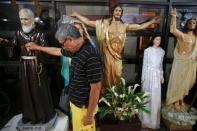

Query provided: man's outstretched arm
[26,42,62,56]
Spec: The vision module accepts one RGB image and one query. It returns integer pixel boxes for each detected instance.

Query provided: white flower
[123,112,127,116]
[111,86,116,92]
[131,84,140,94]
[119,94,126,98]
[111,86,118,97]
[135,96,142,103]
[134,84,140,90]
[121,77,126,86]
[128,85,133,94]
[114,92,118,97]
[99,97,111,107]
[120,116,124,120]
[117,107,123,111]
[142,91,150,98]
[134,109,139,114]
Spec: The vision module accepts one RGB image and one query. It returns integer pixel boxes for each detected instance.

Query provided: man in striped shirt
[26,23,102,131]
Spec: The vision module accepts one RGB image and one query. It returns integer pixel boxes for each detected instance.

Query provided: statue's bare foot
[180,100,185,107]
[174,101,181,111]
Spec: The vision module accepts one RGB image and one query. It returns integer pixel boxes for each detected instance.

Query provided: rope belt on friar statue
[21,56,42,87]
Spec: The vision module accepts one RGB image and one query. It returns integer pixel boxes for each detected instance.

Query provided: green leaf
[99,78,150,121]
[140,106,150,114]
[99,107,111,119]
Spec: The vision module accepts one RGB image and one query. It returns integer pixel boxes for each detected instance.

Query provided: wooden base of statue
[162,118,193,131]
[162,104,197,131]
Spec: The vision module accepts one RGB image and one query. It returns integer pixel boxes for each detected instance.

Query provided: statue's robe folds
[166,38,197,105]
[13,29,55,123]
[96,19,126,89]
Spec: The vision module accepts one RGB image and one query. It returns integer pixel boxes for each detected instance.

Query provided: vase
[99,117,141,131]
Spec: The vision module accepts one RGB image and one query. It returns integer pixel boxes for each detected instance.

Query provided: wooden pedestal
[99,117,141,131]
[163,118,193,131]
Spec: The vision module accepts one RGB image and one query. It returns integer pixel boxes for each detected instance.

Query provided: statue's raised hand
[70,10,79,18]
[170,8,177,17]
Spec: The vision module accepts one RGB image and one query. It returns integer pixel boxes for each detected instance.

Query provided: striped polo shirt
[61,40,102,108]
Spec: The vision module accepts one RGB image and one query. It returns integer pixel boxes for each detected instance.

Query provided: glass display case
[55,1,109,34]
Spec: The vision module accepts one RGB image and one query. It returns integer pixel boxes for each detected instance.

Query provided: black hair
[146,32,162,48]
[55,23,81,41]
[109,5,124,25]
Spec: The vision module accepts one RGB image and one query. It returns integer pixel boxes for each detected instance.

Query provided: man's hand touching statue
[25,42,40,51]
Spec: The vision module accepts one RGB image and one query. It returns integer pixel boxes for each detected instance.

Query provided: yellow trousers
[70,102,98,131]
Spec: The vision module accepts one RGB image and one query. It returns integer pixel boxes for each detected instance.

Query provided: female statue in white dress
[140,33,165,129]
